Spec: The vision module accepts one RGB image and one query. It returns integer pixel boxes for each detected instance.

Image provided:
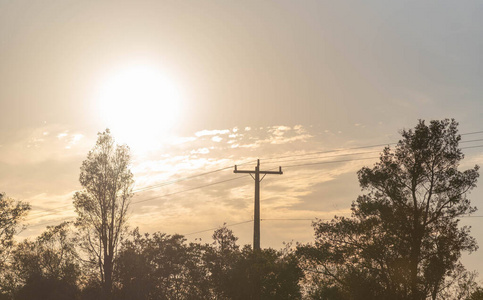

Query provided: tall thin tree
[73,129,133,299]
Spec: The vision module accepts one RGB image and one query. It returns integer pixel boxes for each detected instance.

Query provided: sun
[96,64,182,150]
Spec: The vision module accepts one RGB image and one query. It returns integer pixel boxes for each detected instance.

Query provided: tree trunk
[103,255,113,300]
[410,226,423,300]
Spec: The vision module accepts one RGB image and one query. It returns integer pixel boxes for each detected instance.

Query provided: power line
[260,131,483,162]
[26,161,256,218]
[460,138,483,144]
[181,214,483,239]
[262,143,396,162]
[132,159,256,193]
[132,166,233,193]
[283,156,381,169]
[25,175,251,225]
[461,131,483,136]
[26,216,76,229]
[267,150,381,165]
[461,145,483,151]
[25,144,483,222]
[131,175,250,205]
[183,220,253,236]
[24,138,483,222]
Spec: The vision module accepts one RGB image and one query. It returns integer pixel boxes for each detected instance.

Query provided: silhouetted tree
[73,129,134,299]
[204,225,240,299]
[219,245,302,300]
[298,119,479,300]
[11,222,81,300]
[116,229,211,300]
[436,267,482,300]
[468,288,483,300]
[116,226,303,300]
[0,193,29,297]
[204,225,302,300]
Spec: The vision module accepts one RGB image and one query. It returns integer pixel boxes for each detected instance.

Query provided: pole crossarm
[233,159,282,251]
[234,166,283,175]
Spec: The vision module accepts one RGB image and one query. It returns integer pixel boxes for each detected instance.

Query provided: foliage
[206,226,303,300]
[0,193,30,263]
[115,228,211,300]
[437,267,481,300]
[73,129,134,299]
[115,226,303,300]
[0,193,30,297]
[468,287,483,300]
[298,119,479,300]
[10,222,81,300]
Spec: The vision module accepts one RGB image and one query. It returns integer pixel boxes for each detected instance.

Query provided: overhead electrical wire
[265,150,381,165]
[461,130,483,136]
[179,213,483,238]
[26,144,483,220]
[132,159,256,193]
[129,134,483,194]
[26,175,251,224]
[279,145,483,169]
[26,160,256,218]
[261,130,483,162]
[24,133,483,226]
[132,166,233,193]
[183,220,253,236]
[131,175,250,205]
[261,142,396,162]
[283,156,381,169]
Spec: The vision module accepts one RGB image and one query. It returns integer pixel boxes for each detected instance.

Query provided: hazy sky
[1,1,483,274]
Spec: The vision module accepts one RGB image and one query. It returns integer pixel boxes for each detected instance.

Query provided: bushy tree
[115,229,211,300]
[206,225,303,300]
[11,222,80,300]
[116,226,303,300]
[298,119,479,299]
[204,224,240,298]
[73,129,134,299]
[0,193,30,297]
[0,193,30,263]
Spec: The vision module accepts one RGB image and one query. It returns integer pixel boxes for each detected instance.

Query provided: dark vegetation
[0,120,481,299]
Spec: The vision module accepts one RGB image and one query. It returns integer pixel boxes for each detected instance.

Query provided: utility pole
[234,159,283,250]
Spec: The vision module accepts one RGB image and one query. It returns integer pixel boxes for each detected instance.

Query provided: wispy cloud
[7,124,383,248]
[195,129,230,137]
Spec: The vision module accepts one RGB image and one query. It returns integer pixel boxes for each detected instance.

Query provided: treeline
[1,119,483,299]
[0,218,302,300]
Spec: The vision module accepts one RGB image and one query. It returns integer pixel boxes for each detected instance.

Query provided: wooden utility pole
[234,159,282,250]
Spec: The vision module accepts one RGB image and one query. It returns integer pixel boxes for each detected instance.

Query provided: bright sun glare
[97,65,182,150]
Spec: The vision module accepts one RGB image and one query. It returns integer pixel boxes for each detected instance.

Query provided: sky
[1,0,483,275]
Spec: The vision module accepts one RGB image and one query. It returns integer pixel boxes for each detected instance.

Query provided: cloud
[190,148,210,155]
[65,134,84,149]
[0,124,92,165]
[7,124,383,249]
[195,129,230,137]
[172,136,197,144]
[57,132,68,139]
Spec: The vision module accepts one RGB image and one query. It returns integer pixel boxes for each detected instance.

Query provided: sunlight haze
[1,0,482,285]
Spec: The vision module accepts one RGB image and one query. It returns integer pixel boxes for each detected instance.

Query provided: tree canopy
[298,119,480,299]
[73,129,134,299]
[1,120,482,299]
[0,193,30,261]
